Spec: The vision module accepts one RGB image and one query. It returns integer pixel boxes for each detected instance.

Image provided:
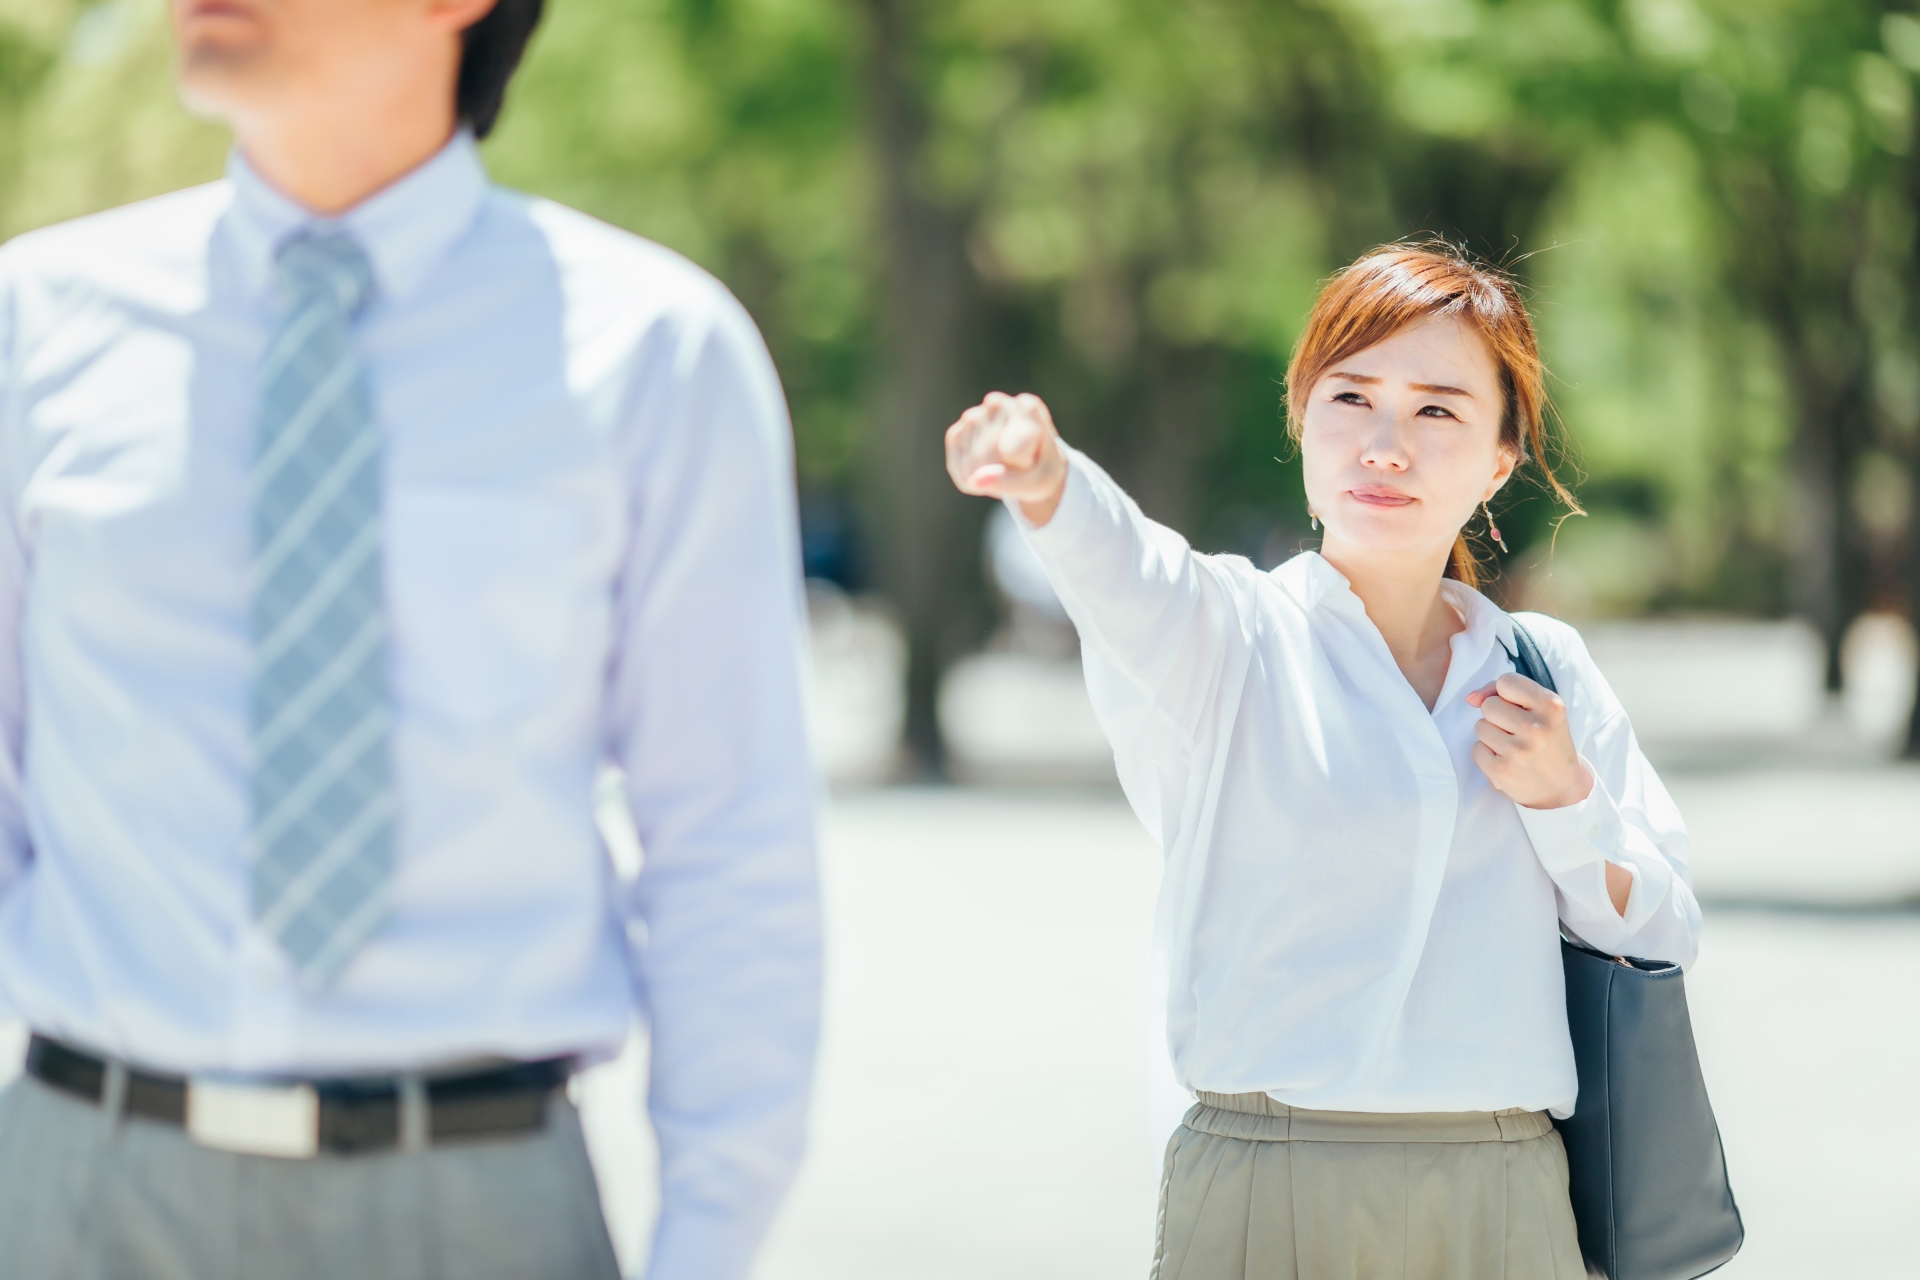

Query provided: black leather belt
[26,1034,570,1157]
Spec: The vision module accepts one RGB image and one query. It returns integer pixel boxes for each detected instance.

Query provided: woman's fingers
[1493,673,1565,719]
[1470,741,1502,778]
[991,393,1052,469]
[1491,673,1543,706]
[1475,694,1536,735]
[945,417,986,493]
[998,410,1041,469]
[1469,675,1565,736]
[1474,716,1515,753]
[1471,668,1589,808]
[944,391,1061,498]
[965,461,1009,491]
[947,402,1014,494]
[1014,392,1054,435]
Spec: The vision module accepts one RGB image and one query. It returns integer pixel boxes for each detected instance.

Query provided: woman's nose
[1359,420,1412,469]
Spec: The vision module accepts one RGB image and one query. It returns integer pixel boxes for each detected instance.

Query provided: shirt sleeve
[1514,641,1701,969]
[0,257,30,910]
[1012,446,1253,755]
[603,291,822,1280]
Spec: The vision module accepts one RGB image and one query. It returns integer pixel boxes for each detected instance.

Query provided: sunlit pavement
[583,781,1920,1280]
[2,776,1914,1278]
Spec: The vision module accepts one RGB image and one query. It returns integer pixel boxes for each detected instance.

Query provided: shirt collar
[1279,551,1516,702]
[1438,576,1511,673]
[223,130,489,308]
[1277,551,1515,649]
[1273,550,1363,615]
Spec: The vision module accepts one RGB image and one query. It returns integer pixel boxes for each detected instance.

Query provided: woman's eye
[1333,391,1367,405]
[1417,404,1457,419]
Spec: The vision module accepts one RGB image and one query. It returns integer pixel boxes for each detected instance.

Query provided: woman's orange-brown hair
[1284,241,1581,587]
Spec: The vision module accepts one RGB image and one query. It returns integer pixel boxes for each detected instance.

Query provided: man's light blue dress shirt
[0,134,821,1280]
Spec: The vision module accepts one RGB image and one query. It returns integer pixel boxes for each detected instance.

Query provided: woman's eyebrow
[1330,372,1475,398]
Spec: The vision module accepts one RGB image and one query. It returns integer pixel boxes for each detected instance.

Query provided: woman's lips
[1347,487,1415,507]
[185,0,254,20]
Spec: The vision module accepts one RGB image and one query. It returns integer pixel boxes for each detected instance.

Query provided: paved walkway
[1666,763,1920,905]
[2,781,1913,1278]
[591,784,1919,1278]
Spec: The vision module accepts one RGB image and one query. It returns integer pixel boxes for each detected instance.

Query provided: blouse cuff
[1007,444,1097,553]
[1515,756,1670,940]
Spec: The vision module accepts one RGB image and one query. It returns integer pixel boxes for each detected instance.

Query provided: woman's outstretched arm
[945,392,1252,752]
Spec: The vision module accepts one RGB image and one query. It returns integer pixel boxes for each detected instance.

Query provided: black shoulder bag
[1503,618,1745,1280]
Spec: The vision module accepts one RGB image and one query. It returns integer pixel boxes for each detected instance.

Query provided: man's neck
[234,108,458,216]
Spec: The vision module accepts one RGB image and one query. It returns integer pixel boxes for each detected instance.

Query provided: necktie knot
[276,230,375,317]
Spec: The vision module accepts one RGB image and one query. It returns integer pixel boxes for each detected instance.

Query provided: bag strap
[1498,615,1557,694]
[1501,617,1603,953]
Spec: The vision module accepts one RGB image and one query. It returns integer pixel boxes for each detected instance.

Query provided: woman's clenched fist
[945,391,1069,526]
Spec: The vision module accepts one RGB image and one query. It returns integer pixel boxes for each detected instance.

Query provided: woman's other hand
[1469,674,1632,916]
[1466,674,1591,810]
[945,391,1069,526]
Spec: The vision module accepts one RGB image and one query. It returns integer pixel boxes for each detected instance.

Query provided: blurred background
[3,0,1918,1276]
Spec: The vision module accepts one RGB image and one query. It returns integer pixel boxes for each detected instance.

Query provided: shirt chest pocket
[385,488,619,729]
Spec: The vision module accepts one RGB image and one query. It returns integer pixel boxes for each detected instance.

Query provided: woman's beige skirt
[1152,1092,1586,1280]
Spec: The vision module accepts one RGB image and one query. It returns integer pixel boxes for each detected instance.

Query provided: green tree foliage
[7,0,1920,757]
[1385,0,1920,735]
[0,1,226,234]
[486,0,875,490]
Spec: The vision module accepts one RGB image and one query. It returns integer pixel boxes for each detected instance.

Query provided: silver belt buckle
[185,1078,320,1159]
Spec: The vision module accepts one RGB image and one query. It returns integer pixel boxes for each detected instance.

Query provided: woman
[943,245,1699,1280]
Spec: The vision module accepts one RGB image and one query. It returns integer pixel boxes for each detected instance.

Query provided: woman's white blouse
[1015,449,1701,1118]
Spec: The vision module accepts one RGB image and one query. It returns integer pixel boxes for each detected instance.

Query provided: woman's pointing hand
[945,391,1069,526]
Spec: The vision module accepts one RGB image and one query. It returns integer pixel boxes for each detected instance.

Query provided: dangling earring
[1484,501,1509,553]
[1309,508,1319,532]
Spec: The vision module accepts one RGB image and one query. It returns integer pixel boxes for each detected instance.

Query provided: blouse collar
[1276,550,1516,675]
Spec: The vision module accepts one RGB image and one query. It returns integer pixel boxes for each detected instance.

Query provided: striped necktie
[248,230,394,988]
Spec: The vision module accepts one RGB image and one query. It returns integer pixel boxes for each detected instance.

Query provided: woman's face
[1299,314,1516,569]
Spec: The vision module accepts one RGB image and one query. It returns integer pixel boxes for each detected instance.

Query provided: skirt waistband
[1185,1091,1554,1144]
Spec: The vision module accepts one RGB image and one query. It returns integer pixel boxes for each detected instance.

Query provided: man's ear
[426,0,500,36]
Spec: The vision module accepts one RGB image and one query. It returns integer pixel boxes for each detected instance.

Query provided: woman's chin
[1320,520,1455,564]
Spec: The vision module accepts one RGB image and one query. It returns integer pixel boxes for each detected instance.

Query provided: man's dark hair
[457,0,545,141]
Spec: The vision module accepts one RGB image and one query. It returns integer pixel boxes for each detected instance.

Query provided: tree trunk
[1756,247,1867,698]
[1900,136,1920,756]
[1125,344,1220,536]
[1784,365,1850,692]
[1905,479,1920,754]
[859,0,978,776]
[1713,161,1868,697]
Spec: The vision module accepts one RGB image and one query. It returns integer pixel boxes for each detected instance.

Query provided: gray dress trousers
[0,1074,621,1280]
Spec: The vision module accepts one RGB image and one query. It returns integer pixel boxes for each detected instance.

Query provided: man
[0,1,821,1276]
